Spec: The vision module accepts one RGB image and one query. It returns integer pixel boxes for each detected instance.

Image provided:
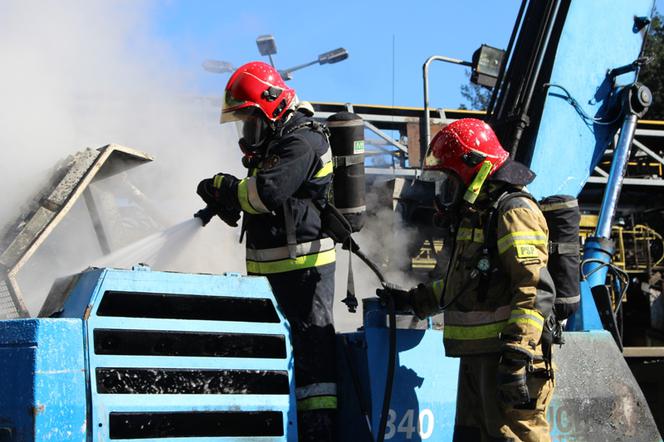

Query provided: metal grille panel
[0,278,19,319]
[78,268,297,442]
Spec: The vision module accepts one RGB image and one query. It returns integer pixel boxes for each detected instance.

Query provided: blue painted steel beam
[524,0,653,331]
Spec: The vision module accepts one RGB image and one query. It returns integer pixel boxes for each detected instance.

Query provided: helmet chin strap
[274,107,296,137]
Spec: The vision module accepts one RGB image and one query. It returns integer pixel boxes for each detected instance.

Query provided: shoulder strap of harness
[281,120,332,259]
[280,119,332,176]
[476,189,537,302]
[483,190,538,255]
[280,119,331,139]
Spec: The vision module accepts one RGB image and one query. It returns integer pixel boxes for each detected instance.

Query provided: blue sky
[149,0,664,109]
[150,0,524,109]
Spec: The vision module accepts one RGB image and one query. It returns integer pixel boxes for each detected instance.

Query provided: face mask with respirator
[430,160,494,230]
[230,108,275,169]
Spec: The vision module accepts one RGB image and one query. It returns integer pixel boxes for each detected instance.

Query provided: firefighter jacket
[235,110,335,275]
[413,188,555,359]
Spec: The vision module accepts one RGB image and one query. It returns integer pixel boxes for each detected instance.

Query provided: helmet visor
[221,89,251,123]
[231,107,271,150]
[433,171,464,209]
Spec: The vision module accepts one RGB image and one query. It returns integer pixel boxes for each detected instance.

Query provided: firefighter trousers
[267,262,337,442]
[453,354,554,442]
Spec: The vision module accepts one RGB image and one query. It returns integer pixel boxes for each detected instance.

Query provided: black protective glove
[496,350,531,406]
[217,207,241,227]
[196,173,241,211]
[376,286,414,313]
[194,206,216,226]
[194,205,241,227]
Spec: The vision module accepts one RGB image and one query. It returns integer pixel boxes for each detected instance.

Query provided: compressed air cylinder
[326,112,366,232]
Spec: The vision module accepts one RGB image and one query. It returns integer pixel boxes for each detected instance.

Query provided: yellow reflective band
[237,178,261,215]
[456,228,472,241]
[444,321,507,340]
[246,248,336,274]
[511,308,544,320]
[297,395,338,411]
[456,228,484,243]
[213,174,224,189]
[473,229,484,243]
[463,160,493,204]
[508,308,544,331]
[247,238,335,262]
[497,230,547,254]
[314,161,333,178]
[432,279,445,299]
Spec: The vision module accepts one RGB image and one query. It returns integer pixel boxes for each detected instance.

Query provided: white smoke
[0,1,245,314]
[333,179,424,332]
[0,1,425,325]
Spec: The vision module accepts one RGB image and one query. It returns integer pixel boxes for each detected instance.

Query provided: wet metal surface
[550,331,661,441]
[96,368,289,395]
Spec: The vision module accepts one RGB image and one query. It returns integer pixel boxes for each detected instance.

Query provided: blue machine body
[0,319,86,441]
[1,266,659,441]
[1,267,298,441]
[0,266,463,442]
[337,300,459,441]
[338,305,660,442]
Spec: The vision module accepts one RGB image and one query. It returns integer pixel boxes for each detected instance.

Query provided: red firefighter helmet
[221,61,296,124]
[424,118,509,185]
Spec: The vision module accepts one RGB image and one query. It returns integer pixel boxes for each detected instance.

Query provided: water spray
[94,218,201,270]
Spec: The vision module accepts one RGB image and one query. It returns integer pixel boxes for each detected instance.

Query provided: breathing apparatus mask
[433,171,464,210]
[421,170,462,231]
[224,107,274,164]
[423,160,495,230]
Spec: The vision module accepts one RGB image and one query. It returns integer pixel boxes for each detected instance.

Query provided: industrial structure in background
[1,0,664,440]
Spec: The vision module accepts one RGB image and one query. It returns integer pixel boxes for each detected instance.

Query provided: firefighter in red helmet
[385,119,555,441]
[195,61,337,441]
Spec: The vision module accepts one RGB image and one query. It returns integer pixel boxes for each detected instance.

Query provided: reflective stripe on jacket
[295,382,338,411]
[413,194,554,357]
[240,111,335,275]
[246,238,336,274]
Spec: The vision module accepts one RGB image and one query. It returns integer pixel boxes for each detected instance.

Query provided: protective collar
[488,159,536,187]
